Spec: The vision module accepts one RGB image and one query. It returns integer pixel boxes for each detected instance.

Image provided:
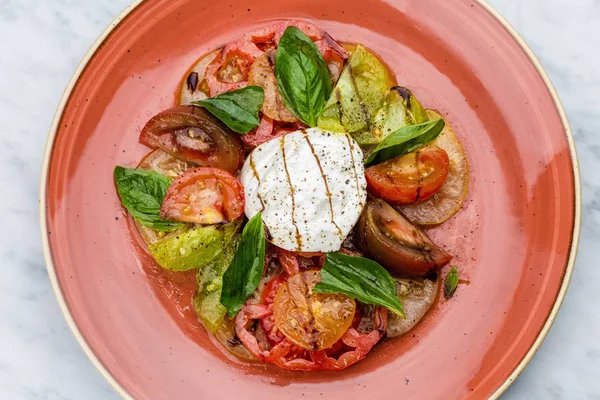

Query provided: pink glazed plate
[40,0,581,399]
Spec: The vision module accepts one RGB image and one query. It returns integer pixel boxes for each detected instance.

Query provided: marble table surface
[1,0,598,398]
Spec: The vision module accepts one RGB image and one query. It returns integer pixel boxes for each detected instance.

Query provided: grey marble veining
[0,0,598,398]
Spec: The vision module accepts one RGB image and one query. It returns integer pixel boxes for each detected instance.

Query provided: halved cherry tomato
[139,105,244,173]
[272,270,356,351]
[160,167,244,225]
[358,199,452,277]
[365,146,450,205]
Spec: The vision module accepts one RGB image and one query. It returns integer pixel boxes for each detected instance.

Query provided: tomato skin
[160,167,245,224]
[365,146,450,205]
[139,105,244,173]
[358,199,452,277]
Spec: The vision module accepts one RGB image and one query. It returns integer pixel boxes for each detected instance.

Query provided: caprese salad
[114,20,468,371]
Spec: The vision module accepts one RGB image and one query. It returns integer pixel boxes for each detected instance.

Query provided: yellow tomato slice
[273,270,356,351]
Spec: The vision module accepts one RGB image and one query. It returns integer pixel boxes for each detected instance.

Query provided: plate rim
[38,0,582,399]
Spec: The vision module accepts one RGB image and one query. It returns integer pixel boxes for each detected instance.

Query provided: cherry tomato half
[273,270,356,351]
[139,105,244,174]
[365,146,450,205]
[160,167,245,225]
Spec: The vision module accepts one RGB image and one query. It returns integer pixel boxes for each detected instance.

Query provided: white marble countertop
[0,0,598,398]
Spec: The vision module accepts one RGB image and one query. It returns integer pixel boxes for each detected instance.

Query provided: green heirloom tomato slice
[317,44,395,145]
[373,86,429,140]
[149,222,239,271]
[194,235,241,332]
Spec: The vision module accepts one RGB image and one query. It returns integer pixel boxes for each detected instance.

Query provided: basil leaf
[313,252,405,317]
[220,213,266,317]
[444,266,459,299]
[365,118,445,166]
[193,86,264,134]
[275,26,332,127]
[114,166,182,232]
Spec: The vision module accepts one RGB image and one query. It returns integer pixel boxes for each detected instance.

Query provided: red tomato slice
[160,167,245,224]
[139,105,244,174]
[204,40,261,95]
[365,146,450,205]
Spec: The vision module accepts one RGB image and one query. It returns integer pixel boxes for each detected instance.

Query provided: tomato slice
[204,20,348,97]
[234,304,272,359]
[247,52,298,122]
[272,270,356,351]
[205,41,261,95]
[259,276,287,345]
[397,110,469,225]
[160,167,245,224]
[365,146,450,205]
[233,278,385,371]
[358,199,452,277]
[241,116,304,148]
[139,105,244,173]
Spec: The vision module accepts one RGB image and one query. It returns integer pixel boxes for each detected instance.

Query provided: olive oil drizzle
[280,136,303,250]
[302,130,344,241]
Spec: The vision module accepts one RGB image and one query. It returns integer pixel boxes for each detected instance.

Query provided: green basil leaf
[365,118,445,166]
[114,166,182,232]
[149,222,239,271]
[444,266,459,299]
[275,26,332,127]
[313,252,405,317]
[194,235,241,332]
[193,86,264,134]
[220,213,266,317]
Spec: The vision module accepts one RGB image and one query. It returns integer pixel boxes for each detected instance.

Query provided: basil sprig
[444,266,459,299]
[365,118,445,166]
[220,213,266,317]
[114,166,182,232]
[275,26,332,127]
[193,86,264,134]
[313,252,405,317]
